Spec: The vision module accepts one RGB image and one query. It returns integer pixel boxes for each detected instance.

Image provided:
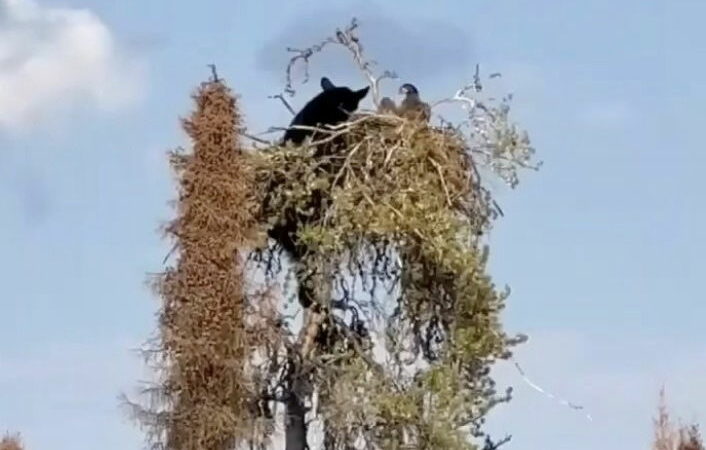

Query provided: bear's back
[284,87,359,145]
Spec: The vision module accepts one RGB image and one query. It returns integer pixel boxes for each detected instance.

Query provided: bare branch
[284,39,337,96]
[161,242,178,265]
[482,434,512,450]
[268,93,297,115]
[429,64,541,188]
[431,63,494,111]
[513,358,593,422]
[242,133,274,146]
[330,18,397,106]
[207,63,220,83]
[278,18,397,107]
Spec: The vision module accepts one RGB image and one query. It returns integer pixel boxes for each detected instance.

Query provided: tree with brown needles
[0,433,24,450]
[130,17,539,450]
[653,388,705,450]
[126,77,284,450]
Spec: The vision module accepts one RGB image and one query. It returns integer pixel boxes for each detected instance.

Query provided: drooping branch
[482,434,512,450]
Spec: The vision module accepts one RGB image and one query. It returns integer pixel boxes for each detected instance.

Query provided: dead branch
[284,39,337,96]
[269,93,296,115]
[162,242,178,265]
[280,18,397,107]
[513,358,593,422]
[242,133,275,148]
[207,63,220,83]
[482,434,512,450]
[331,18,397,106]
[431,64,491,114]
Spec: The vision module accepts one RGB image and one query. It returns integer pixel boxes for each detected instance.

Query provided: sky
[1,0,705,449]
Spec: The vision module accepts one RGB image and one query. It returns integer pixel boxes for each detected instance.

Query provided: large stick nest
[254,114,498,256]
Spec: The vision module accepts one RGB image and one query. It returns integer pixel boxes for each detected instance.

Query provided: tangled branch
[278,17,397,108]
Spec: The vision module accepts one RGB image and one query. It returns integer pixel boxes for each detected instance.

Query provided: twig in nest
[330,141,365,192]
[273,113,380,148]
[428,157,453,207]
[383,141,402,168]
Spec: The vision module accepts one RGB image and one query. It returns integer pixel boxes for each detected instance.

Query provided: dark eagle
[397,83,431,123]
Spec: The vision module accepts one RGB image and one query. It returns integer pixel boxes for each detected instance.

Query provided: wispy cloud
[0,0,146,131]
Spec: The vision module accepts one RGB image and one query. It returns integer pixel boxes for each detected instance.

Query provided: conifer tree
[653,389,704,450]
[0,433,24,450]
[128,75,277,450]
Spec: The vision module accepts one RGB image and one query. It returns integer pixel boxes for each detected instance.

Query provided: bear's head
[317,76,370,121]
[283,77,370,145]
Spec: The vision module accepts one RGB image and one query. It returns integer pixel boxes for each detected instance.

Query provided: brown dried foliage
[653,388,704,450]
[0,433,23,450]
[136,79,268,450]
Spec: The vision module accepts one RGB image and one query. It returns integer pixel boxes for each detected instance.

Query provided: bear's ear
[321,77,336,91]
[355,86,370,100]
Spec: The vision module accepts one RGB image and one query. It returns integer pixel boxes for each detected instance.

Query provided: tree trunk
[285,386,308,450]
[285,261,330,450]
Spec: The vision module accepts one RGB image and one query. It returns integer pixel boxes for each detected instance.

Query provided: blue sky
[1,0,705,449]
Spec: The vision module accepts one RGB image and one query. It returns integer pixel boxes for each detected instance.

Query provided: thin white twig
[278,18,397,108]
[512,357,593,422]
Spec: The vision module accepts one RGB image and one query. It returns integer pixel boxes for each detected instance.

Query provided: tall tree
[653,388,704,450]
[0,433,24,450]
[127,75,279,450]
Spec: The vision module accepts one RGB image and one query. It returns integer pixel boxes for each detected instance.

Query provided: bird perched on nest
[397,83,431,122]
[377,96,398,115]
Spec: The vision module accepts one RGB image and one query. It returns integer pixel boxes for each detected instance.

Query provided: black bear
[265,78,369,309]
[283,77,370,145]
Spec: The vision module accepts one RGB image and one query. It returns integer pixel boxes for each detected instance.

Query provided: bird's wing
[399,96,429,121]
[421,101,431,122]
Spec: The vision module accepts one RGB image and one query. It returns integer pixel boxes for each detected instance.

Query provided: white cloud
[0,0,145,130]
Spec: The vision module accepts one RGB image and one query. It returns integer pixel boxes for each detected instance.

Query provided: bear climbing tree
[128,18,539,450]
